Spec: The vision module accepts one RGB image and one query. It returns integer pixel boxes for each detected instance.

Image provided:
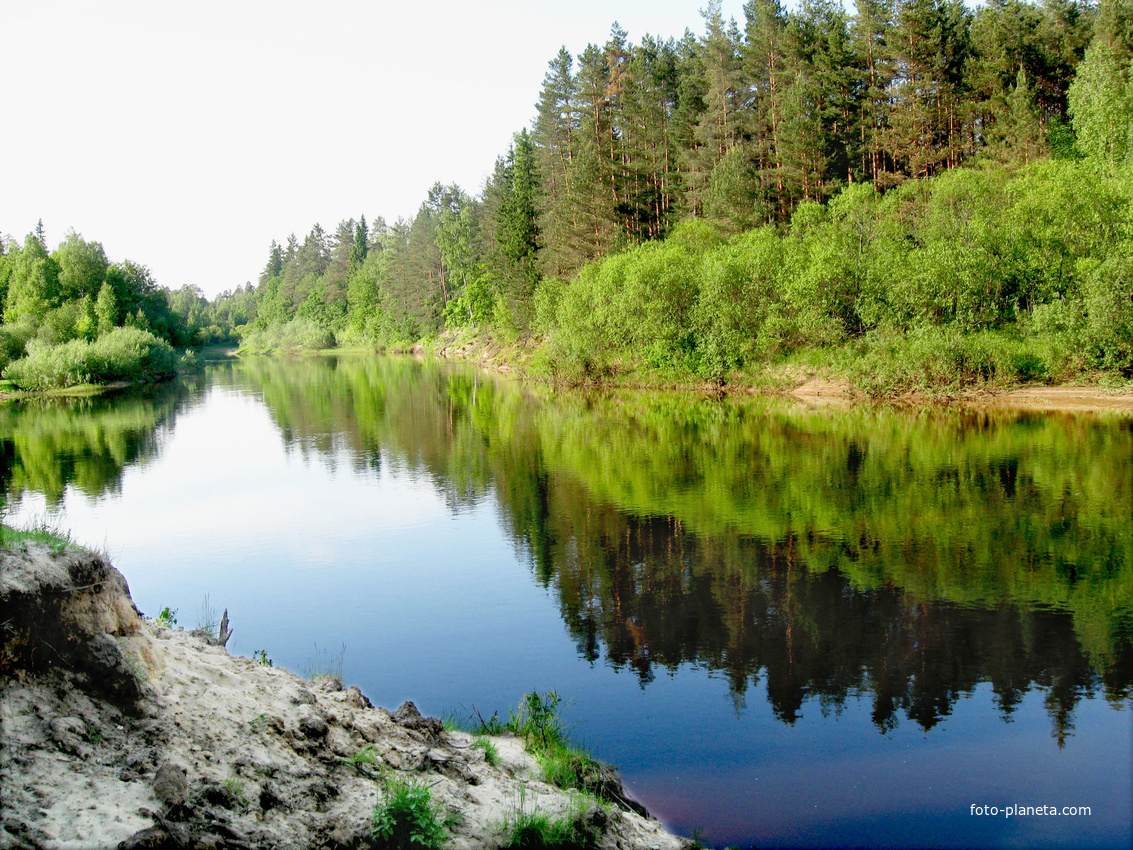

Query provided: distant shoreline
[426,334,1133,414]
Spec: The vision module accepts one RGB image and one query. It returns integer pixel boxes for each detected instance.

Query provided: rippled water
[3,355,1130,849]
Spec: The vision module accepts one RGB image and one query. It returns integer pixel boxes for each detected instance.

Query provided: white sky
[3,0,746,300]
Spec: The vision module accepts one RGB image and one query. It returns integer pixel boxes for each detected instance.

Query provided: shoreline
[427,335,1133,414]
[0,543,688,849]
[5,340,1131,415]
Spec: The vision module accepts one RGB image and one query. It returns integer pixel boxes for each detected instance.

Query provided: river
[2,354,1130,849]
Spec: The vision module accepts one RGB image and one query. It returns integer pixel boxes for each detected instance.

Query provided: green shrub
[372,777,448,850]
[2,327,176,390]
[1082,249,1133,373]
[0,324,33,372]
[240,317,335,353]
[510,691,564,750]
[846,327,1055,396]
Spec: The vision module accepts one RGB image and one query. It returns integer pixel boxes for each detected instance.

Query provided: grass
[372,776,449,850]
[500,787,596,850]
[196,593,219,636]
[341,744,386,779]
[302,642,346,688]
[507,691,607,800]
[0,516,76,553]
[223,775,249,809]
[473,736,500,768]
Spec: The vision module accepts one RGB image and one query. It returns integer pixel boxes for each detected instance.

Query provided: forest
[3,0,1132,393]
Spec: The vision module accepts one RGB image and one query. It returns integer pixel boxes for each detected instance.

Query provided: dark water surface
[3,355,1130,849]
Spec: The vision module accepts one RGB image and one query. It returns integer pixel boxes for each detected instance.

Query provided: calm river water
[3,355,1131,849]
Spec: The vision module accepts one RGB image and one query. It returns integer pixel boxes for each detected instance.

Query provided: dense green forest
[5,0,1133,393]
[0,223,239,390]
[230,0,1133,391]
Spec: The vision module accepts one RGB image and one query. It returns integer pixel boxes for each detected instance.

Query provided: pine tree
[533,47,584,278]
[852,0,897,186]
[743,0,792,213]
[682,1,746,216]
[3,229,60,325]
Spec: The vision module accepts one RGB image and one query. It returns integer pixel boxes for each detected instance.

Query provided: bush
[0,324,33,372]
[240,317,335,353]
[846,327,1054,397]
[2,327,176,390]
[372,777,448,850]
[1082,249,1133,373]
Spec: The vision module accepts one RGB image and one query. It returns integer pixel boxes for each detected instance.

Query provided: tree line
[231,0,1133,390]
[0,224,241,389]
[7,0,1132,391]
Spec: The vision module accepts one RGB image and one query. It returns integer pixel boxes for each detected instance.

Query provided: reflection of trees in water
[223,355,497,509]
[236,355,1133,737]
[519,501,1127,739]
[0,379,194,505]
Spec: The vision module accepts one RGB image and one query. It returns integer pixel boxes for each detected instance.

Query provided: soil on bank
[431,334,1133,414]
[0,543,688,850]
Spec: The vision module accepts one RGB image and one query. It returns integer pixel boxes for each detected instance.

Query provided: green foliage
[253,649,272,667]
[371,777,448,850]
[0,324,33,372]
[510,691,564,750]
[507,691,610,801]
[1069,40,1133,169]
[3,327,176,391]
[500,788,598,849]
[154,607,178,628]
[239,316,335,353]
[472,737,500,768]
[845,327,1055,396]
[538,157,1133,388]
[95,280,118,335]
[1081,246,1133,372]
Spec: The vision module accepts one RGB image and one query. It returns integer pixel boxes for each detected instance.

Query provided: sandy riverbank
[0,543,687,850]
[432,335,1133,414]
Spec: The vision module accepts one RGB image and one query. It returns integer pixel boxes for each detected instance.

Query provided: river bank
[428,332,1133,414]
[0,542,688,850]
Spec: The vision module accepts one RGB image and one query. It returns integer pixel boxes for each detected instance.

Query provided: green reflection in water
[0,379,193,506]
[7,354,1131,740]
[225,355,1132,736]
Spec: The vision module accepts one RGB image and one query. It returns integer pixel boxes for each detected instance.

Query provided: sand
[0,543,687,850]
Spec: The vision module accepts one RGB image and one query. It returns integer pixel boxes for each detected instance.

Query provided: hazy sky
[4,1,746,300]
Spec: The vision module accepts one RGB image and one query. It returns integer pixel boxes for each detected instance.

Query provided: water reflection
[221,356,1133,738]
[527,507,1125,741]
[0,379,194,505]
[5,355,1131,747]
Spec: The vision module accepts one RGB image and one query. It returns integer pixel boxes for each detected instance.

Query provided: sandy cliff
[0,543,686,850]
